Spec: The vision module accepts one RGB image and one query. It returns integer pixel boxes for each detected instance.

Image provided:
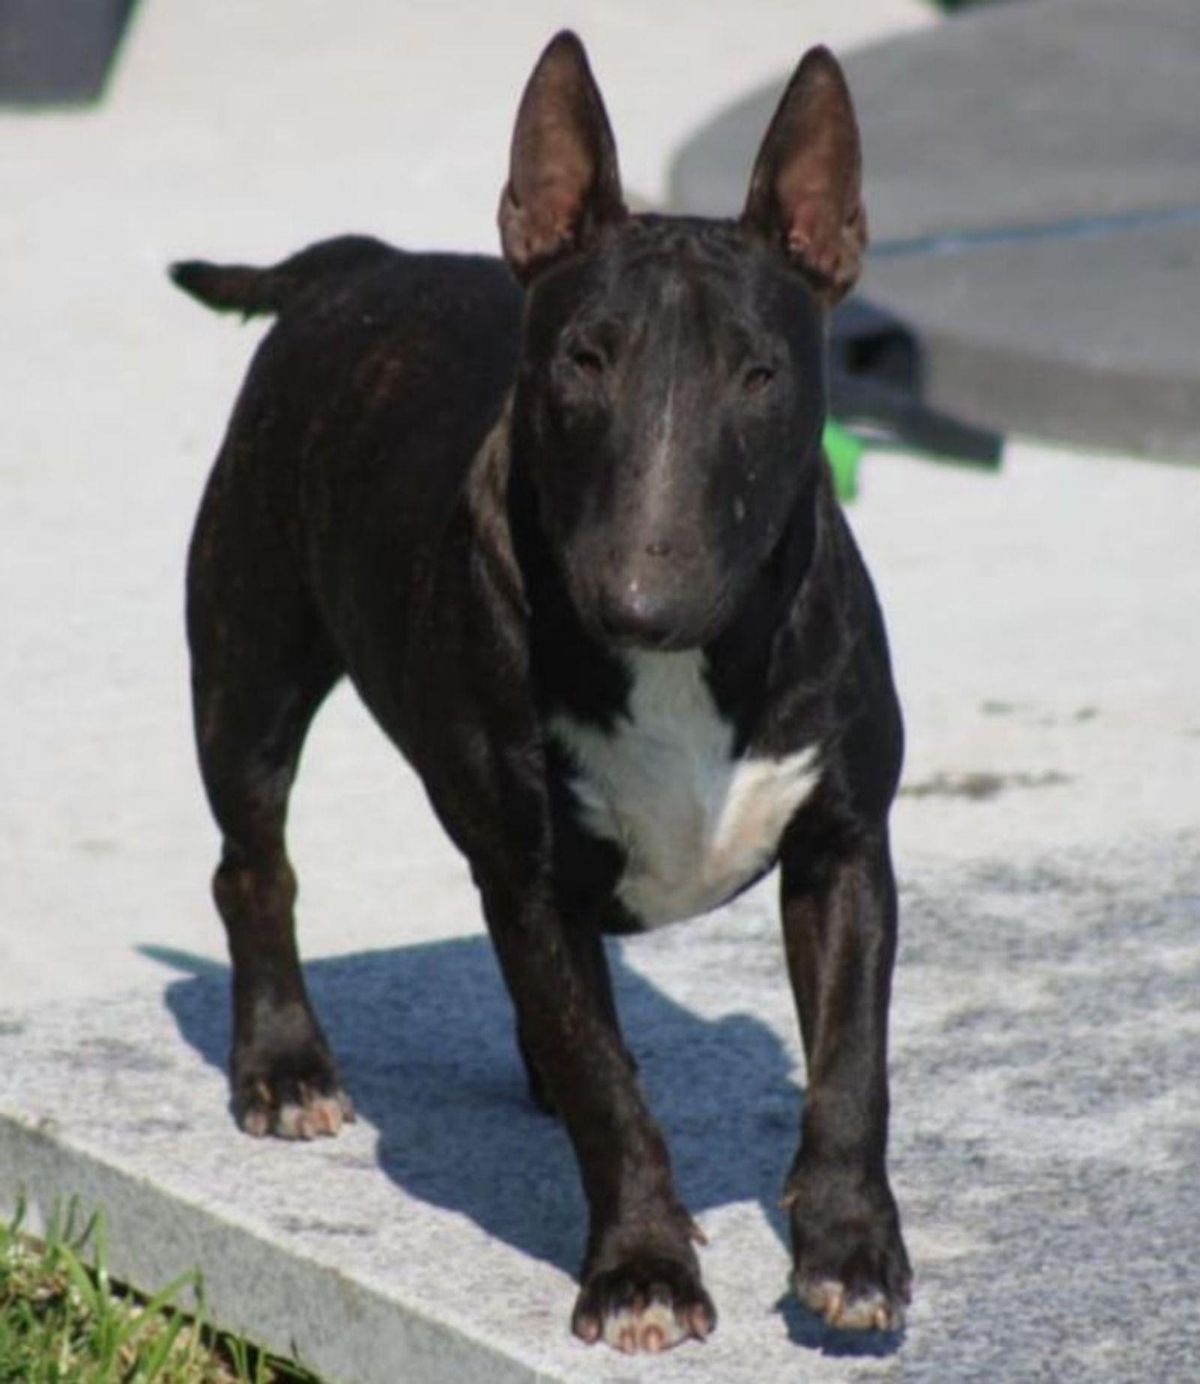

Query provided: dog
[173,31,911,1354]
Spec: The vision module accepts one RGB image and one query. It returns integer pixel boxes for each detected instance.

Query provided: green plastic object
[823,419,863,503]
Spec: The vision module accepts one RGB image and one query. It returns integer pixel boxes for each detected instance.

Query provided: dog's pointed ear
[741,47,866,304]
[498,31,627,283]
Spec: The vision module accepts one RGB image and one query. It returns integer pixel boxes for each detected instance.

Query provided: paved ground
[5,827,1199,1382]
[672,0,1200,458]
[3,1,1199,1380]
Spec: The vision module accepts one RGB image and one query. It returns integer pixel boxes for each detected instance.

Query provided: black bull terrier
[174,31,911,1353]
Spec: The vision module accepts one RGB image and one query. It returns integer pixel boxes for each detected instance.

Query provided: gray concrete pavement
[861,220,1200,460]
[3,1,1200,1379]
[672,0,1200,244]
[4,828,1199,1382]
[672,0,1200,458]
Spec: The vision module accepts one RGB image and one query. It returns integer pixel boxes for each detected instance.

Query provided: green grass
[0,1201,321,1384]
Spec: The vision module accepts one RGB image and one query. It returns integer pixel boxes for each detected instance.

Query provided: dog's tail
[169,235,393,318]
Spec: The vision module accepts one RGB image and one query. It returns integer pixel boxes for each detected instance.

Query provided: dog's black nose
[596,583,681,650]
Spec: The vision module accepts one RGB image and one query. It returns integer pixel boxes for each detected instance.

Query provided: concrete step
[4,825,1200,1381]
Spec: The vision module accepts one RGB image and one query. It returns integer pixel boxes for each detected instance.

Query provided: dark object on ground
[173,32,911,1356]
[0,0,137,105]
[931,0,1014,13]
[831,299,1003,466]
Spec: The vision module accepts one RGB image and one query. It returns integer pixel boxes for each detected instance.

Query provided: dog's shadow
[146,935,900,1357]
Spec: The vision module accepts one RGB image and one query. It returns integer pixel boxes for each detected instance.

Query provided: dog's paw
[572,1255,716,1354]
[232,1045,355,1140]
[792,1272,906,1333]
[784,1167,911,1332]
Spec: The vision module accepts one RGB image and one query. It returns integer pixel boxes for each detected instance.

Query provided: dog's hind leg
[187,462,350,1139]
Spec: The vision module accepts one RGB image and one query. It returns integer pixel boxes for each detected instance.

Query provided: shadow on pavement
[147,938,792,1268]
[147,936,902,1359]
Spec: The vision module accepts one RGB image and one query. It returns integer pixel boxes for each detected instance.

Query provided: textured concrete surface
[861,222,1200,460]
[3,830,1199,1382]
[4,0,1200,1379]
[670,0,1200,458]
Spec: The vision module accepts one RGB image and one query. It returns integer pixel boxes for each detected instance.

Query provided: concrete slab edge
[873,307,1200,463]
[0,1112,558,1384]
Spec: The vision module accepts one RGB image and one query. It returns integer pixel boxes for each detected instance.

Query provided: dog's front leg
[778,825,911,1332]
[481,880,715,1353]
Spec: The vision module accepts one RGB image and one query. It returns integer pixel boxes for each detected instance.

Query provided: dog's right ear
[498,31,627,284]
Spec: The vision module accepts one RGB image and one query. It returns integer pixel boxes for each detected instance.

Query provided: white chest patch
[550,650,820,927]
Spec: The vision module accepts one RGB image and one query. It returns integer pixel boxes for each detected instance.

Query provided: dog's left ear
[499,31,627,284]
[741,46,866,304]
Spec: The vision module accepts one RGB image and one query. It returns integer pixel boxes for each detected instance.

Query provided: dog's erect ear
[741,47,866,304]
[498,31,627,283]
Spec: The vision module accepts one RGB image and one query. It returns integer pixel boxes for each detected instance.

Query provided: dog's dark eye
[570,347,606,379]
[742,365,775,395]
